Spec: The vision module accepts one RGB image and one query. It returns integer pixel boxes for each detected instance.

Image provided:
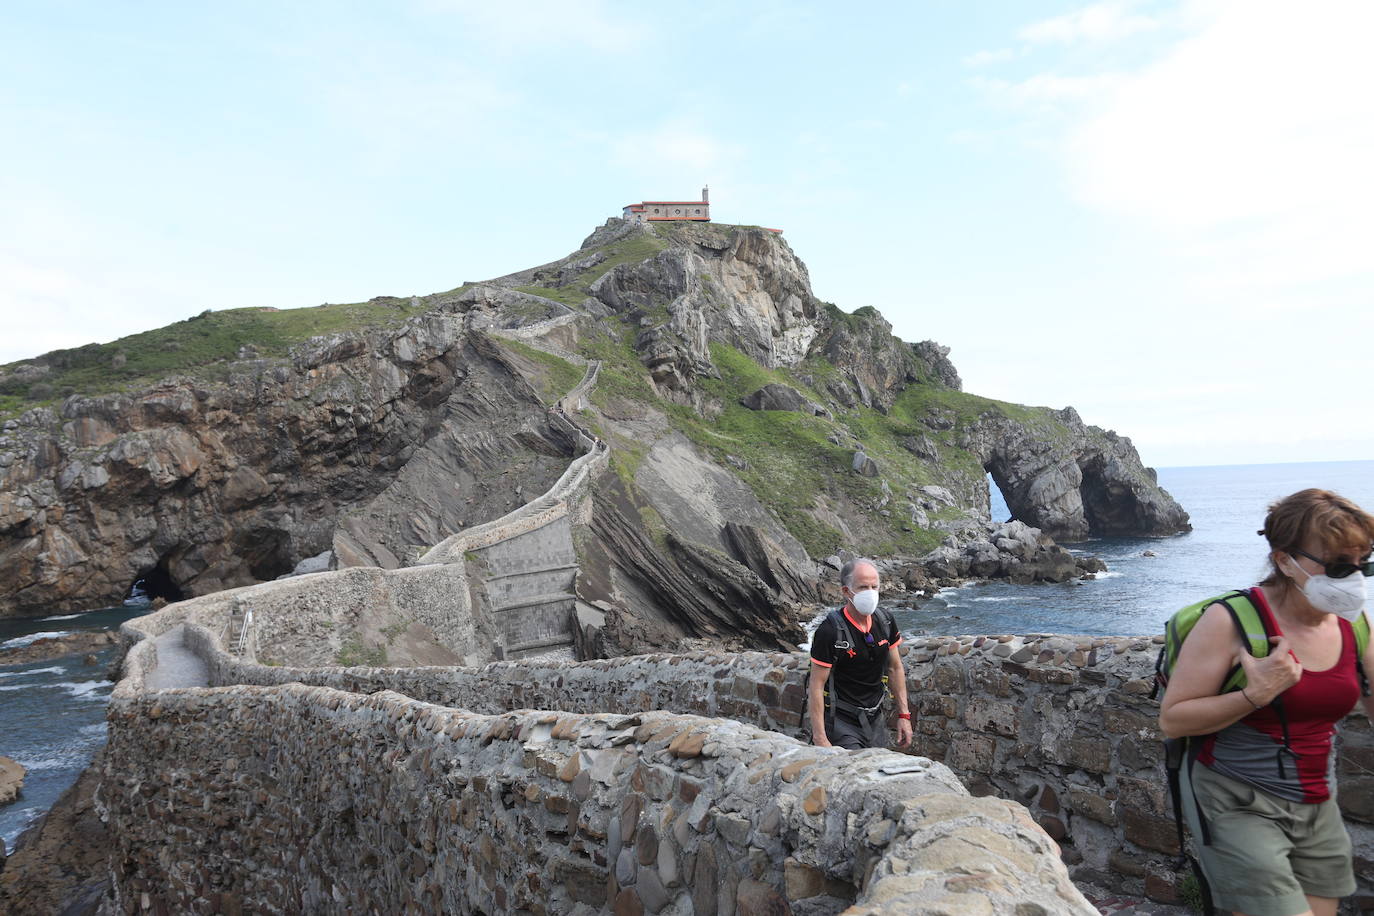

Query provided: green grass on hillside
[495,338,586,406]
[0,297,440,417]
[577,319,1073,558]
[516,234,668,308]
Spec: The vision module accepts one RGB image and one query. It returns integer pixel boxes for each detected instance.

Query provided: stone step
[492,592,575,613]
[484,562,579,581]
[506,635,576,656]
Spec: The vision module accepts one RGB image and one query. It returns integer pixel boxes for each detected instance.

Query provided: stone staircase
[419,336,607,660]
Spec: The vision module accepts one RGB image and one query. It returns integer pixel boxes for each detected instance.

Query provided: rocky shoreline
[817,518,1109,610]
[0,752,109,915]
[0,631,118,666]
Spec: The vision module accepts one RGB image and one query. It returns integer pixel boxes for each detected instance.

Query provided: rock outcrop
[0,755,24,806]
[576,475,806,655]
[738,383,825,415]
[962,409,1191,541]
[0,753,109,915]
[0,630,117,665]
[915,520,1108,586]
[0,313,572,615]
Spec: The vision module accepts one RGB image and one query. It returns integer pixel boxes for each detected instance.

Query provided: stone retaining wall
[174,625,1374,904]
[101,675,1094,915]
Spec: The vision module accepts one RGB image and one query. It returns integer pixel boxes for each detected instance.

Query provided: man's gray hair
[839,557,877,590]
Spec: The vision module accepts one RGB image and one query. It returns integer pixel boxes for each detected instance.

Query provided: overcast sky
[2,1,1370,469]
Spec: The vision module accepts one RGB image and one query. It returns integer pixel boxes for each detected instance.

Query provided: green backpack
[1153,588,1370,698]
[1152,589,1370,916]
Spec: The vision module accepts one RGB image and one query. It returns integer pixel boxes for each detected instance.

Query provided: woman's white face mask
[1287,557,1367,621]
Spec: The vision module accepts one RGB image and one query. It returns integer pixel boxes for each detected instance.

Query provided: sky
[2,0,1370,469]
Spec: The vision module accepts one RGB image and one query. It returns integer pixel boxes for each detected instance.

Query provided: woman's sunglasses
[1292,548,1374,579]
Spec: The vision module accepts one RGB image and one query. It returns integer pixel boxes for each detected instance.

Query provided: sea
[1,459,1371,849]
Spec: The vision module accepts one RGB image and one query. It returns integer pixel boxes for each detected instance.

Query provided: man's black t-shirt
[810,607,902,709]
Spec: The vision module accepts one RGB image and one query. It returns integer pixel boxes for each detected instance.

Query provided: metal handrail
[235,609,253,656]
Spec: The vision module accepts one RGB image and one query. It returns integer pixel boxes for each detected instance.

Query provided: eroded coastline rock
[0,753,109,914]
[0,631,118,665]
[0,314,572,614]
[0,756,25,806]
[962,409,1190,541]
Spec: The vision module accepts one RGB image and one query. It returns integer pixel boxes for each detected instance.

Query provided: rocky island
[0,218,1186,634]
[0,219,1221,914]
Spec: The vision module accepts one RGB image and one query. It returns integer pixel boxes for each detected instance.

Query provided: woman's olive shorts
[1182,762,1355,916]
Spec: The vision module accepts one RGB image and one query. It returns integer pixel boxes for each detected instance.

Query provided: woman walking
[1160,489,1374,916]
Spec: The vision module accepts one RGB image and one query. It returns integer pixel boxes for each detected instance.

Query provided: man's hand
[813,733,833,748]
[895,716,913,748]
[1237,636,1302,705]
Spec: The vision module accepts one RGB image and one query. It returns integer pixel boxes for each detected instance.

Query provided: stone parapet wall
[101,681,1094,915]
[175,626,1374,902]
[119,561,478,666]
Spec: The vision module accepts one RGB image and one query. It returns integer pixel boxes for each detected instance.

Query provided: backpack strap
[1355,614,1371,697]
[1214,590,1270,694]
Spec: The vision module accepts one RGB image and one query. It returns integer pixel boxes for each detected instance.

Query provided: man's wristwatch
[897,713,911,720]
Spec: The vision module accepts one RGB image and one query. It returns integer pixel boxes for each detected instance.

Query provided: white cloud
[1019,1,1160,44]
[1064,0,1374,289]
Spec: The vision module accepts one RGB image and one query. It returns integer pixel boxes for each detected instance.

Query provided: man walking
[808,558,913,749]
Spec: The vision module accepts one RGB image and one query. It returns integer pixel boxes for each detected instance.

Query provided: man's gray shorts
[826,710,887,749]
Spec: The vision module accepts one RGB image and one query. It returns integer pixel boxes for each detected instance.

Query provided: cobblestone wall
[102,676,1095,915]
[178,625,1374,905]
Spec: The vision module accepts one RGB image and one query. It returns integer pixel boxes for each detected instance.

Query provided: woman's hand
[1238,636,1302,705]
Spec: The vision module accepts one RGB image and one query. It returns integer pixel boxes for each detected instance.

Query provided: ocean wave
[969,596,1023,603]
[0,666,67,680]
[0,631,75,649]
[1086,570,1125,580]
[798,606,833,651]
[1,806,43,845]
[59,680,112,700]
[12,750,91,773]
[0,678,110,697]
[39,613,85,621]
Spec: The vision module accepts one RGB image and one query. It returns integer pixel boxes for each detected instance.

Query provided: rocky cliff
[0,219,1189,639]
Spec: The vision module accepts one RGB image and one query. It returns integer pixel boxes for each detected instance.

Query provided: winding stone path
[143,625,209,690]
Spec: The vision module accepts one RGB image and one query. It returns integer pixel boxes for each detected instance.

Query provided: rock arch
[970,411,1189,541]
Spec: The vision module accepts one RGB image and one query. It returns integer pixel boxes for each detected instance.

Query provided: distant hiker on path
[808,558,912,750]
[1159,489,1374,916]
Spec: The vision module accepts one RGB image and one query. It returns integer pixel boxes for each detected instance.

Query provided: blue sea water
[0,460,1370,848]
[898,459,1374,639]
[0,606,149,848]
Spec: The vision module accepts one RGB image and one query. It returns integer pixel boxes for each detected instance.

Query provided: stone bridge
[94,332,1335,914]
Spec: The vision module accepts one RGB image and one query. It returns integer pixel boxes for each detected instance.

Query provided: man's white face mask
[849,588,880,616]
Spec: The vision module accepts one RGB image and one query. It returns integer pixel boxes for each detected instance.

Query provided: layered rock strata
[0,319,571,615]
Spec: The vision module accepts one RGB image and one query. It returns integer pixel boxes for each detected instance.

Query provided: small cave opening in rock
[235,527,295,582]
[129,555,185,604]
[1078,454,1140,536]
